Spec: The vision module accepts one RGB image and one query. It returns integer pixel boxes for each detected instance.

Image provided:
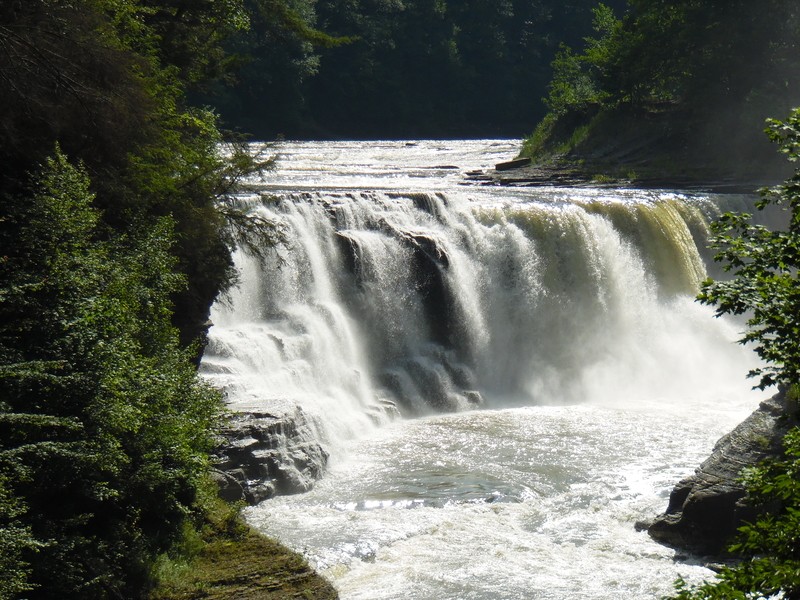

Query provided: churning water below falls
[202,140,770,599]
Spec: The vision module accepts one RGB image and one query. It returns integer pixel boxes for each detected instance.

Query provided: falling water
[202,140,768,599]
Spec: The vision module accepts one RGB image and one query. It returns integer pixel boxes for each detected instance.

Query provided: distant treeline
[199,0,626,139]
[521,0,800,180]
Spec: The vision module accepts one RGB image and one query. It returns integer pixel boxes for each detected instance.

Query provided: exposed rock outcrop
[495,157,531,171]
[213,406,329,505]
[647,392,794,556]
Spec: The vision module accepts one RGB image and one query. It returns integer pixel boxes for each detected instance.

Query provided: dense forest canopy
[200,0,626,138]
[522,0,800,180]
[0,1,274,597]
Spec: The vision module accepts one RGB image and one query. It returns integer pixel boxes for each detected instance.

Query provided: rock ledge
[647,393,793,556]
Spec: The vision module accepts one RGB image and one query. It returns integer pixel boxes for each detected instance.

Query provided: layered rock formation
[646,392,793,556]
[213,406,329,505]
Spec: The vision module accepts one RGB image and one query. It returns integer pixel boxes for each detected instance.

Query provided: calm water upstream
[203,139,767,599]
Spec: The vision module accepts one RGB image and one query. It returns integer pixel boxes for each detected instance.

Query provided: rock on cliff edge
[646,392,794,556]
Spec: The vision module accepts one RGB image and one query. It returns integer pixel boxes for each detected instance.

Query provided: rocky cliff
[646,391,794,556]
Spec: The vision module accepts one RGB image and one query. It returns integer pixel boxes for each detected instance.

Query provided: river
[202,139,767,599]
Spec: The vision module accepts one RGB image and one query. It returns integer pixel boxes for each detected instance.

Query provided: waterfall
[202,181,757,455]
[202,141,772,599]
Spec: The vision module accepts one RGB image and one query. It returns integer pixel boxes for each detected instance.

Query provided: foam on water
[246,398,758,599]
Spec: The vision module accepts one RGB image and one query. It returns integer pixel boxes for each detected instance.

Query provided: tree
[668,109,800,599]
[0,148,223,598]
[0,475,38,599]
[522,0,800,178]
[0,1,282,597]
[543,3,620,115]
[193,0,347,137]
[0,0,272,350]
[231,0,626,138]
[699,110,800,390]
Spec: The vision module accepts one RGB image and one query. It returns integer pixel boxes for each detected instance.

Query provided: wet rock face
[647,393,792,556]
[213,407,329,505]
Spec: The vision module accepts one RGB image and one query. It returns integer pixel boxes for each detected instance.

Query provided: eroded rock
[213,406,329,505]
[647,392,793,556]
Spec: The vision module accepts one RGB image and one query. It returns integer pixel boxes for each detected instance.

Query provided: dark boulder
[464,390,484,406]
[647,392,793,556]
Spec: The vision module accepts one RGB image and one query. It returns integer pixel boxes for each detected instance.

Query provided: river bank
[466,159,772,194]
[150,513,338,600]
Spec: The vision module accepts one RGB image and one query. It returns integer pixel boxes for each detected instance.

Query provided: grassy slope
[152,529,338,600]
[149,497,338,600]
[520,104,791,188]
[151,527,338,600]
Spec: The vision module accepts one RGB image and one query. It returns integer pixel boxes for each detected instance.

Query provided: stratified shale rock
[214,406,329,505]
[647,392,794,556]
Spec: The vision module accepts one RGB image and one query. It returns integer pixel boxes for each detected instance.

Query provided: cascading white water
[206,183,753,427]
[202,140,769,599]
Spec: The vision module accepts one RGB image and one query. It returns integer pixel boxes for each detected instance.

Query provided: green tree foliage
[543,0,799,113]
[0,0,272,348]
[525,0,800,174]
[135,0,251,86]
[699,110,800,390]
[0,476,38,599]
[204,0,626,138]
[0,0,153,186]
[311,0,624,137]
[666,110,800,599]
[0,149,224,598]
[195,0,347,136]
[544,3,620,116]
[605,0,798,114]
[0,1,283,597]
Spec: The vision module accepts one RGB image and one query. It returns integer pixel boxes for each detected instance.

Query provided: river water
[203,139,767,599]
